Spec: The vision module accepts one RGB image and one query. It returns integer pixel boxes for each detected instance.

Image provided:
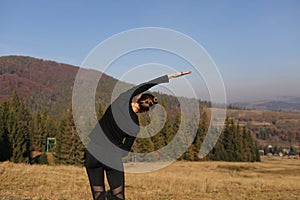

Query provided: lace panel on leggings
[112,186,124,199]
[92,186,105,200]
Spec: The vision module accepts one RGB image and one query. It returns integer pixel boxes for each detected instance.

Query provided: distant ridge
[233,96,300,113]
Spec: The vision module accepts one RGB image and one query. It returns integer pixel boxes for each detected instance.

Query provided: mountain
[0,55,188,121]
[233,96,300,113]
[0,55,118,117]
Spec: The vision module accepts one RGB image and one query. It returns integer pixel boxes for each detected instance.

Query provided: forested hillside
[227,109,300,148]
[1,55,298,165]
[0,56,117,117]
[0,91,260,165]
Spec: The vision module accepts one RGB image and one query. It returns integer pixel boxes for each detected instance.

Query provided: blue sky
[1,0,300,102]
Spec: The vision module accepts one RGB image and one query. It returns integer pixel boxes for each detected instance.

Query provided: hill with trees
[0,55,117,118]
[1,55,298,165]
[226,109,300,149]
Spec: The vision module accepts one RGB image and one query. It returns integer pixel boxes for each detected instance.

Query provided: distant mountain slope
[0,55,118,117]
[0,55,182,119]
[226,109,300,147]
[233,97,300,113]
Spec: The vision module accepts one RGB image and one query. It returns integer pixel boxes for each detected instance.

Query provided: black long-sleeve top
[89,75,169,152]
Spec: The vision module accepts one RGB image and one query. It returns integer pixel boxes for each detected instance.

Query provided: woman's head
[136,93,158,113]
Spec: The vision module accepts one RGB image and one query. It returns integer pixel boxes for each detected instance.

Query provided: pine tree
[40,110,49,151]
[151,101,169,150]
[166,111,185,160]
[0,100,11,161]
[211,136,228,161]
[54,108,85,166]
[209,117,260,162]
[53,116,65,164]
[180,113,194,161]
[222,118,235,161]
[209,125,229,161]
[192,108,209,161]
[254,141,261,162]
[243,127,255,161]
[196,109,208,149]
[43,110,58,152]
[160,101,173,145]
[33,109,58,152]
[7,92,31,163]
[232,123,243,161]
[32,111,42,150]
[133,114,154,154]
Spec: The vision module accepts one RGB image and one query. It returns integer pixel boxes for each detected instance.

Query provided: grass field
[0,157,299,200]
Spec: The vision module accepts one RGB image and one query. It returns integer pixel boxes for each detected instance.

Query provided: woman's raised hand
[168,71,192,79]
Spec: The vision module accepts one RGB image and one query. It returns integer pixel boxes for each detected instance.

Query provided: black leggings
[85,151,125,200]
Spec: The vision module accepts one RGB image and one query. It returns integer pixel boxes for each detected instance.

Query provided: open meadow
[0,157,299,200]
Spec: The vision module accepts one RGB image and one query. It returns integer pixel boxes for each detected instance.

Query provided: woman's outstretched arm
[117,71,192,103]
[128,71,192,100]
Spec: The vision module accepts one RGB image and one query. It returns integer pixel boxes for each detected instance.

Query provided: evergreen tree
[209,117,260,162]
[192,108,209,160]
[133,114,154,154]
[241,127,251,161]
[180,112,195,161]
[254,141,261,162]
[54,108,85,166]
[160,101,173,145]
[43,110,58,152]
[222,118,235,161]
[151,101,169,150]
[243,128,260,162]
[7,92,31,163]
[32,111,42,150]
[40,110,50,151]
[167,111,185,160]
[53,115,65,164]
[32,109,58,152]
[0,100,11,161]
[232,124,243,161]
[209,125,226,161]
[209,125,229,161]
[195,109,208,149]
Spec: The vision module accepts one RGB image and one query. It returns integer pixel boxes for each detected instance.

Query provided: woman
[85,71,191,200]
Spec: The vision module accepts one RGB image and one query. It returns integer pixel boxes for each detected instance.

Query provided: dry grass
[0,157,299,200]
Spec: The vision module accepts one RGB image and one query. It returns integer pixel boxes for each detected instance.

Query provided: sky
[1,0,300,102]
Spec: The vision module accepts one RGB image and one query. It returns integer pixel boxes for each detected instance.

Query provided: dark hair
[137,93,158,112]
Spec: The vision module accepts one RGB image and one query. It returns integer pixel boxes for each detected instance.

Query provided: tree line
[0,92,85,165]
[0,92,260,166]
[208,118,260,162]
